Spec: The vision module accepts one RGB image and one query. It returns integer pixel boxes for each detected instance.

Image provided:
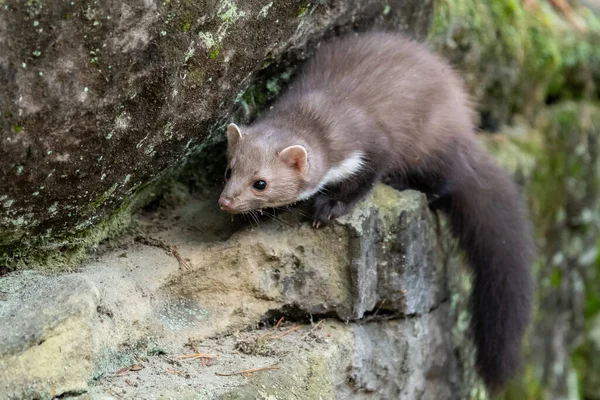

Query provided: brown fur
[219,32,534,393]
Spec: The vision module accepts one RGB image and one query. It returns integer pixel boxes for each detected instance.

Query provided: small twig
[135,235,192,270]
[115,364,144,376]
[311,319,325,330]
[170,244,192,271]
[106,388,123,399]
[167,368,187,376]
[300,319,325,340]
[179,338,218,367]
[268,325,301,339]
[257,323,300,341]
[215,365,280,377]
[274,317,284,329]
[257,318,300,341]
[188,337,199,353]
[176,353,220,360]
[257,330,275,341]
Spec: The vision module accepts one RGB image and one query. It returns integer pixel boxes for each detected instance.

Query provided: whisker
[263,210,293,227]
[264,212,284,226]
[282,205,312,219]
[251,210,261,226]
[246,210,259,227]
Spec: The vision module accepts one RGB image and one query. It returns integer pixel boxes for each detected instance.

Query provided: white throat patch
[298,152,365,200]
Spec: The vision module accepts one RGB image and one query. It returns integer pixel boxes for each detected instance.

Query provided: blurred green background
[430,1,600,398]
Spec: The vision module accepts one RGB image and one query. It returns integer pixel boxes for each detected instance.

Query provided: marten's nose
[218,196,234,211]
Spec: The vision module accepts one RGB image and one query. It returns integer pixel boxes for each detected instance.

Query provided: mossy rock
[0,0,433,270]
[428,0,600,129]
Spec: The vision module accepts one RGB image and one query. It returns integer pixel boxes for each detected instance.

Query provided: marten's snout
[218,196,234,212]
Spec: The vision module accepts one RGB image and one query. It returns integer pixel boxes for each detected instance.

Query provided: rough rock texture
[0,185,477,399]
[0,0,433,267]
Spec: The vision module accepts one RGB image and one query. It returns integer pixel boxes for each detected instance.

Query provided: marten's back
[288,32,477,160]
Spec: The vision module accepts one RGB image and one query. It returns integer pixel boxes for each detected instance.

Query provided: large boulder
[0,0,432,268]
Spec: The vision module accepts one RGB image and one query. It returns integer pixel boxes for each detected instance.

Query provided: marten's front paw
[312,196,349,228]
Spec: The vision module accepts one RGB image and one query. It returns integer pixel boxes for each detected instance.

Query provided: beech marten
[218,32,534,393]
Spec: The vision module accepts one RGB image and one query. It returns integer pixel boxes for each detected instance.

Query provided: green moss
[237,69,293,121]
[572,312,600,400]
[485,102,600,398]
[482,133,539,182]
[529,102,600,398]
[187,68,205,86]
[297,4,309,17]
[209,46,219,59]
[584,246,600,318]
[529,103,600,231]
[586,294,600,321]
[499,364,543,400]
[80,183,119,217]
[0,177,164,271]
[428,0,600,125]
[549,268,562,288]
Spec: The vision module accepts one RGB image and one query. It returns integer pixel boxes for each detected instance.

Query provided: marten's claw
[312,195,349,228]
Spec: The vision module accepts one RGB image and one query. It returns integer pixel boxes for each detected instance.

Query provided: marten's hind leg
[382,170,452,212]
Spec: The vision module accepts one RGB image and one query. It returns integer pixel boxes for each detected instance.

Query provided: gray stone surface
[343,309,461,399]
[340,186,446,318]
[0,185,478,399]
[0,273,99,398]
[0,0,433,264]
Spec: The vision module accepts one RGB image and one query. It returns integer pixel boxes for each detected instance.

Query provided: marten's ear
[279,145,308,174]
[226,123,243,147]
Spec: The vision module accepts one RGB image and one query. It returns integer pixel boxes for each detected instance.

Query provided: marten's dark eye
[225,168,232,180]
[253,180,267,191]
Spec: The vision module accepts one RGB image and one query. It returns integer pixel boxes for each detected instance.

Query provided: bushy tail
[443,150,535,393]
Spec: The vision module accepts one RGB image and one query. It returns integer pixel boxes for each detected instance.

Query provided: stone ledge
[0,185,474,399]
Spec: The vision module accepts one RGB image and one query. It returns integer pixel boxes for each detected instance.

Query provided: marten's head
[218,123,311,214]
